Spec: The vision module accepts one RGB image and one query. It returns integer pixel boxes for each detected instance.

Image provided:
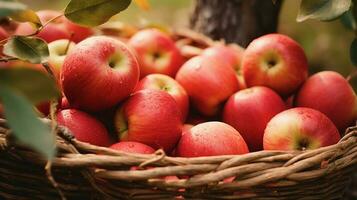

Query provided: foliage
[4,36,49,63]
[297,0,351,22]
[297,0,357,68]
[64,0,131,27]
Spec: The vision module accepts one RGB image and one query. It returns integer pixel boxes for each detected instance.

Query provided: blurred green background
[20,0,356,77]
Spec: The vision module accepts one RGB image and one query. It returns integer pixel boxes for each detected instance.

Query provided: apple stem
[64,33,74,55]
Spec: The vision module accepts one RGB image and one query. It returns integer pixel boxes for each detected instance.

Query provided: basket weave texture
[0,118,356,200]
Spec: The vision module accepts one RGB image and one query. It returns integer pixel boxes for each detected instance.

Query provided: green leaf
[297,0,352,22]
[64,0,131,27]
[0,86,56,160]
[10,9,42,28]
[0,68,59,104]
[340,9,357,30]
[350,38,357,66]
[0,0,27,18]
[3,36,49,64]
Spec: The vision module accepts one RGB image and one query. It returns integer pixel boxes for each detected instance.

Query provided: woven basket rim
[0,118,356,200]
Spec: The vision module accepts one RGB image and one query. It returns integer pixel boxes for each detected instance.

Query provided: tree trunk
[190,0,282,47]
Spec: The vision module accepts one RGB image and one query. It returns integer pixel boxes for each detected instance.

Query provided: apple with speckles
[201,44,246,89]
[242,34,308,97]
[295,71,357,131]
[263,107,340,150]
[61,36,140,112]
[176,56,239,116]
[176,122,249,157]
[135,74,189,122]
[223,86,286,151]
[128,29,183,78]
[57,109,112,147]
[114,90,182,153]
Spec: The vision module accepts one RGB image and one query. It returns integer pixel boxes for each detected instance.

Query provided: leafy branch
[297,0,357,68]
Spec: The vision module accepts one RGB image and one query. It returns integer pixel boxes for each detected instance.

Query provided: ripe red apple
[295,71,357,131]
[176,56,239,116]
[114,90,182,153]
[48,39,76,82]
[15,10,93,43]
[61,36,140,112]
[57,109,112,147]
[242,34,308,97]
[223,86,286,151]
[176,122,249,157]
[128,29,183,78]
[135,74,189,122]
[201,44,246,89]
[263,107,340,150]
[110,141,155,154]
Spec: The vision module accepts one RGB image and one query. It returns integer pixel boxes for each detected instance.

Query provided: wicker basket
[0,117,356,200]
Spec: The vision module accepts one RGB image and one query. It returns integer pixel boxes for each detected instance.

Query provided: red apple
[263,107,340,150]
[57,109,112,147]
[176,122,249,157]
[48,39,76,82]
[128,29,183,78]
[61,36,140,112]
[295,71,357,131]
[114,90,182,153]
[135,74,189,122]
[15,10,93,43]
[201,44,246,89]
[223,86,286,151]
[176,56,239,116]
[242,34,308,97]
[110,141,155,154]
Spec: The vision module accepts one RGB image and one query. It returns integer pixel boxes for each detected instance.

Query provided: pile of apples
[2,10,357,157]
